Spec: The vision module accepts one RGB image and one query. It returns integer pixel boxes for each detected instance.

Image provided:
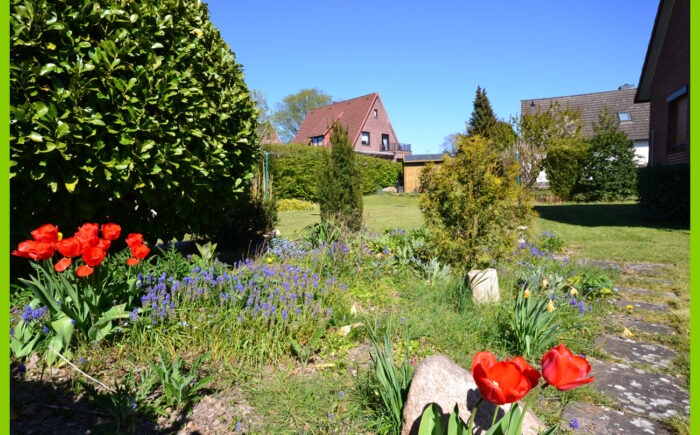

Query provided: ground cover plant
[10,195,689,434]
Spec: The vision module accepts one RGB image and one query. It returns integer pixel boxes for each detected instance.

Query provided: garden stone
[468,268,499,304]
[621,318,675,336]
[382,186,398,193]
[589,359,689,419]
[560,401,670,434]
[612,299,669,312]
[595,335,676,368]
[616,286,677,299]
[401,355,543,435]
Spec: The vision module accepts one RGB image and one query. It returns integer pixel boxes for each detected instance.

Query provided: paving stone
[616,285,677,299]
[621,319,675,336]
[612,299,669,312]
[633,276,674,286]
[590,359,689,419]
[560,401,670,434]
[623,262,670,273]
[595,335,676,368]
[585,260,622,270]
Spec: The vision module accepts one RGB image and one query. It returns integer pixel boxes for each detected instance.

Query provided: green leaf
[447,404,468,435]
[56,121,69,138]
[64,178,79,192]
[140,140,155,153]
[39,63,56,75]
[51,316,75,349]
[28,132,43,142]
[418,403,446,435]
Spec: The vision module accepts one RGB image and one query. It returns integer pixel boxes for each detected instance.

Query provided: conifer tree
[318,121,363,231]
[467,86,498,138]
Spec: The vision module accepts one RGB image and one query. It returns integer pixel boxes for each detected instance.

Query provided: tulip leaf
[418,403,445,435]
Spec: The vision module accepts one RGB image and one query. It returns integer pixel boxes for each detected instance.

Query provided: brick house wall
[649,0,689,165]
[352,98,407,160]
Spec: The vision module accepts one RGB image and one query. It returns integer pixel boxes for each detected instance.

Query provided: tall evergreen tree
[317,121,363,231]
[574,108,638,201]
[467,86,498,138]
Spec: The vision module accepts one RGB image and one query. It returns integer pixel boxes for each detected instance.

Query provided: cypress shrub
[317,122,363,231]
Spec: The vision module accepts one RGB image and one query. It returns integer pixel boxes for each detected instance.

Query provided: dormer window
[311,136,324,146]
[618,112,631,121]
[373,109,378,118]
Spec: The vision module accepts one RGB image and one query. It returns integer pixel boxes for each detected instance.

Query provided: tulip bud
[622,326,633,338]
[547,299,554,312]
[570,287,578,296]
[524,288,531,298]
[542,278,549,288]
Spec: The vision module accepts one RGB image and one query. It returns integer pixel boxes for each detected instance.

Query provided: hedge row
[637,164,689,224]
[263,144,402,201]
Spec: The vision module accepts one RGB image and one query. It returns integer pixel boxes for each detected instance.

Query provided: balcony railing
[381,142,411,152]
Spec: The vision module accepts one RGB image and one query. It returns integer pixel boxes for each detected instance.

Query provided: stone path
[560,260,688,434]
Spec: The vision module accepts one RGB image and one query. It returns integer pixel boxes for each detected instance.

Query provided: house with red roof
[291,93,411,161]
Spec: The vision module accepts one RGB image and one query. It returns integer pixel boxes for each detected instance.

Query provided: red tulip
[471,351,534,405]
[82,246,106,267]
[11,240,55,261]
[55,257,72,272]
[130,243,150,260]
[55,237,83,258]
[126,233,143,249]
[127,258,140,266]
[31,224,59,244]
[509,356,541,389]
[101,223,121,241]
[96,238,111,251]
[75,223,99,246]
[542,344,594,391]
[76,265,94,277]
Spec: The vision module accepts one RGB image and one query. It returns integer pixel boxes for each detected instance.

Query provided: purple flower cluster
[22,305,48,323]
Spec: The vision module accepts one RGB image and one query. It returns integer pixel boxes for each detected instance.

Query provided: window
[311,136,324,146]
[618,112,631,121]
[361,132,370,145]
[373,109,378,118]
[667,86,689,148]
[382,134,389,150]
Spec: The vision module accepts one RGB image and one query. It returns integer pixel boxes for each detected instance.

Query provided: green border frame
[690,0,698,432]
[2,0,9,431]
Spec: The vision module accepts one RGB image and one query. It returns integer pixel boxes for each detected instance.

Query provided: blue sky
[206,0,659,154]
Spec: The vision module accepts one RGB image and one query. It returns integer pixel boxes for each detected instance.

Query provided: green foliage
[278,198,315,212]
[573,109,638,201]
[188,241,218,270]
[265,143,401,201]
[150,351,213,410]
[544,145,588,201]
[534,231,564,253]
[467,86,498,139]
[80,377,140,433]
[12,258,138,364]
[420,135,534,270]
[301,221,341,248]
[366,320,413,435]
[637,164,690,224]
[273,88,332,142]
[10,0,260,244]
[318,122,363,231]
[214,190,278,249]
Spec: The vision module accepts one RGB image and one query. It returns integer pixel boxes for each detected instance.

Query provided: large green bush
[10,0,259,243]
[573,109,638,201]
[638,164,689,224]
[420,135,534,270]
[264,144,401,201]
[317,122,363,231]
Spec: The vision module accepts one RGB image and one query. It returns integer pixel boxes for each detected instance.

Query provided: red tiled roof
[292,93,378,144]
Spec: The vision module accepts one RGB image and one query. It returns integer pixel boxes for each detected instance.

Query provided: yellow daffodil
[523,288,531,298]
[570,287,578,296]
[542,278,549,288]
[626,305,634,311]
[622,326,634,338]
[266,257,274,263]
[547,299,554,312]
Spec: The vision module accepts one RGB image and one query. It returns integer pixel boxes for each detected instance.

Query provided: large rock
[382,186,398,193]
[468,269,499,304]
[401,356,543,435]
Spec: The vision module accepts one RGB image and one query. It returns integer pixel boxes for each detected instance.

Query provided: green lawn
[279,195,690,267]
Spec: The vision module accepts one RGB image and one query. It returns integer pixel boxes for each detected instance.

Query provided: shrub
[544,143,588,201]
[420,135,534,270]
[573,109,638,201]
[264,144,401,201]
[278,198,315,212]
[10,0,259,244]
[318,122,363,231]
[637,164,690,224]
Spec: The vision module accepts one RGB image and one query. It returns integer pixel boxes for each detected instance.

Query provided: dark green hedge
[264,144,401,201]
[11,0,259,244]
[637,164,689,224]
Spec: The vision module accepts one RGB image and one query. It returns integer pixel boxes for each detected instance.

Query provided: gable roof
[292,93,378,144]
[520,88,650,141]
[635,0,676,102]
[258,121,281,144]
